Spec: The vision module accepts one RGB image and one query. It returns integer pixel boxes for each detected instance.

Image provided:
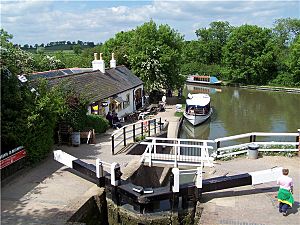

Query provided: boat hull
[186,79,222,85]
[184,108,213,126]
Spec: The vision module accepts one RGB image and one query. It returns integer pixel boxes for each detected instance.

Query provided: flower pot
[72,132,81,146]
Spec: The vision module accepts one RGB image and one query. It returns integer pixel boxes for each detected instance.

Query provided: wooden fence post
[217,141,220,156]
[148,121,151,136]
[141,122,143,137]
[133,124,136,142]
[159,117,162,132]
[112,135,115,155]
[123,127,126,146]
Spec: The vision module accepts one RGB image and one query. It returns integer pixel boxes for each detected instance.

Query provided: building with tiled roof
[29,53,144,118]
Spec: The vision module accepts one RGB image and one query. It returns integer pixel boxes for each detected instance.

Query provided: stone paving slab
[199,156,300,225]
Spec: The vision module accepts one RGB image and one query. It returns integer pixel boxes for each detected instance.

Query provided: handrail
[146,137,215,143]
[214,133,252,142]
[140,142,213,149]
[111,117,162,155]
[253,132,298,137]
[111,117,162,136]
[215,132,298,142]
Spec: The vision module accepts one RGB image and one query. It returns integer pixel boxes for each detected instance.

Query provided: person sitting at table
[112,111,122,128]
[106,111,113,127]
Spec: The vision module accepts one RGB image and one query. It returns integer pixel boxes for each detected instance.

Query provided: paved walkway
[199,156,300,225]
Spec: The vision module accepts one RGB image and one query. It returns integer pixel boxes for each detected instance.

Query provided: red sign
[0,149,26,169]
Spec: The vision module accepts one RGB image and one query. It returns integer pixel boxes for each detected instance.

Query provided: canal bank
[221,82,300,93]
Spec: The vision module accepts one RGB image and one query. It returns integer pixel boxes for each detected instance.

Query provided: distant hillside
[20,40,96,52]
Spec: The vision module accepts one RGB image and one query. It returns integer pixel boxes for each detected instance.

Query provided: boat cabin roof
[186,94,210,106]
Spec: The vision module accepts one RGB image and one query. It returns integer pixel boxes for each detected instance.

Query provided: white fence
[140,137,214,167]
[138,131,299,164]
[214,131,299,158]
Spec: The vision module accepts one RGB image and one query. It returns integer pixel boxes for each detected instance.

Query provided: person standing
[277,168,294,216]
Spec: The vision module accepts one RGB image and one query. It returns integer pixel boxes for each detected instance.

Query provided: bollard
[248,143,259,159]
[96,159,105,187]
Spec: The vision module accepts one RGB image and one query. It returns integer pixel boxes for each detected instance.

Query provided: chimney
[110,53,116,68]
[99,53,105,73]
[92,52,105,73]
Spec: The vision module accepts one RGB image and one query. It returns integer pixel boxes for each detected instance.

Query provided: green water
[180,84,300,141]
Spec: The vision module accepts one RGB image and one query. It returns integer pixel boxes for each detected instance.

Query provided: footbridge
[140,137,214,167]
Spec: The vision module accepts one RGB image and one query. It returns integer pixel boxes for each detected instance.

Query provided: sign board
[0,146,26,169]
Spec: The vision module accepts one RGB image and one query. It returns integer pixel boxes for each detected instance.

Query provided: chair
[138,112,149,120]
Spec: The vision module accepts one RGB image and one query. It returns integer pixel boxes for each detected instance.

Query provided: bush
[85,114,109,133]
[135,135,146,142]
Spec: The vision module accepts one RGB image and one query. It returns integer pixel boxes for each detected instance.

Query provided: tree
[1,29,67,162]
[196,21,233,64]
[288,36,300,84]
[273,18,300,47]
[100,30,134,67]
[222,25,278,84]
[128,20,184,91]
[73,44,82,54]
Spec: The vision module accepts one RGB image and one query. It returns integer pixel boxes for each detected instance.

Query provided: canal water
[180,84,300,143]
[179,84,299,185]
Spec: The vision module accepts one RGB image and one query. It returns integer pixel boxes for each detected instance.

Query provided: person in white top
[276,168,294,216]
[162,95,166,103]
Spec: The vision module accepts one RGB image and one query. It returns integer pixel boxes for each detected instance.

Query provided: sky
[1,0,299,46]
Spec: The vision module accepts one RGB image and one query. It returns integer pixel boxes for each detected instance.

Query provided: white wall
[115,84,143,117]
[87,84,144,118]
[116,89,134,117]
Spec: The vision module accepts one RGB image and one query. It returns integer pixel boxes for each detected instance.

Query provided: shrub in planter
[85,114,109,133]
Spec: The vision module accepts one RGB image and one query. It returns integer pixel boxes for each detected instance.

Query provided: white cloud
[1,0,299,45]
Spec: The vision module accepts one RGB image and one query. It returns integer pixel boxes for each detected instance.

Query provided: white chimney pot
[110,52,116,68]
[92,52,105,73]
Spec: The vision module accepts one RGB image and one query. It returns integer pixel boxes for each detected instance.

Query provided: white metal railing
[111,117,162,154]
[138,131,299,162]
[140,137,214,167]
[214,131,299,158]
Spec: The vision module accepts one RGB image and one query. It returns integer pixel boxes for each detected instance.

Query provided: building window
[91,102,99,114]
[123,93,130,109]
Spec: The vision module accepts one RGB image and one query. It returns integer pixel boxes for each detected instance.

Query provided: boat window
[187,104,210,115]
[186,105,195,114]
